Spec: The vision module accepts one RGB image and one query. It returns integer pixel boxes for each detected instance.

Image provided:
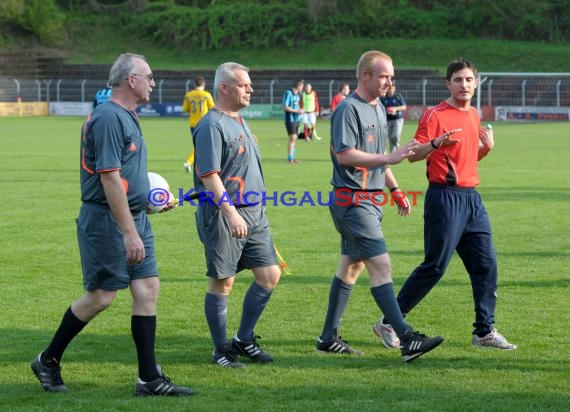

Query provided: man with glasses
[31,53,194,396]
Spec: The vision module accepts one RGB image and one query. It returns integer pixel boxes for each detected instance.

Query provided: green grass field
[0,116,569,411]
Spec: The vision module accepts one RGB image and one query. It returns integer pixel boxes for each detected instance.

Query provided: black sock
[131,315,159,382]
[370,283,411,338]
[320,276,353,341]
[237,282,273,342]
[205,293,228,350]
[42,306,88,365]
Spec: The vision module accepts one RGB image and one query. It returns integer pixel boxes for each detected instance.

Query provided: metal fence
[2,74,570,108]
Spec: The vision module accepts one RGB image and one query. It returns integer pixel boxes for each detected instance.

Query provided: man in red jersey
[374,59,517,351]
[330,83,349,112]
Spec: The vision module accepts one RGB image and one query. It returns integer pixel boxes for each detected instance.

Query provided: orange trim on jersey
[81,113,91,142]
[199,170,221,178]
[227,176,245,196]
[354,166,369,190]
[81,148,95,175]
[98,167,121,173]
[120,178,129,193]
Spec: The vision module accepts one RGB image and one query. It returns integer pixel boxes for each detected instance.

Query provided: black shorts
[285,121,300,136]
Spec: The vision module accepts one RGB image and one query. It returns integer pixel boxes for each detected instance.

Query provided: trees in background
[0,0,64,47]
[1,0,568,48]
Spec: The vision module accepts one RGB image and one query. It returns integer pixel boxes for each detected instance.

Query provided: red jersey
[415,101,481,187]
[330,93,345,112]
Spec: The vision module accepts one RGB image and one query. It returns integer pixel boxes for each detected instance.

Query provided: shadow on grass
[5,328,570,412]
[7,328,569,375]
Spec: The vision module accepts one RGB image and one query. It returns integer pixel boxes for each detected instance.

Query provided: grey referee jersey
[193,109,265,205]
[330,93,389,191]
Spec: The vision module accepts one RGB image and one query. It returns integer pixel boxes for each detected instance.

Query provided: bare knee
[253,266,281,289]
[365,255,393,287]
[208,277,235,295]
[349,261,366,277]
[72,290,116,321]
[131,277,160,305]
[339,261,366,284]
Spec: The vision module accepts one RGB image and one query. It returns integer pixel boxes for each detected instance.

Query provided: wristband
[430,139,438,149]
[389,186,399,193]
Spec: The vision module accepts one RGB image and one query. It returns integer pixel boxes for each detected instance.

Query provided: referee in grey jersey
[193,62,281,368]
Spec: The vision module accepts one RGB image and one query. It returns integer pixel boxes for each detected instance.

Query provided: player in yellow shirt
[182,76,215,172]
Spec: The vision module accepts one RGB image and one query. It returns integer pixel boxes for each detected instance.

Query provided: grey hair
[108,53,147,87]
[213,62,249,99]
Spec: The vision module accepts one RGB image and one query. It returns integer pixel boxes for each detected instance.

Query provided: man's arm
[200,173,248,239]
[336,140,418,168]
[100,170,145,264]
[181,93,190,113]
[385,166,411,216]
[478,125,494,160]
[407,129,462,163]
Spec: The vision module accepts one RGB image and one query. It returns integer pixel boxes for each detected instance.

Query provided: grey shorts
[329,190,387,260]
[77,203,158,291]
[388,118,404,141]
[196,205,277,278]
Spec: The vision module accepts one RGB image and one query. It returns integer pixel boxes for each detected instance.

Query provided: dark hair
[293,79,303,88]
[446,58,477,81]
[194,76,206,87]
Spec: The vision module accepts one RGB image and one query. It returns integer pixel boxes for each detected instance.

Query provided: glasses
[129,73,154,81]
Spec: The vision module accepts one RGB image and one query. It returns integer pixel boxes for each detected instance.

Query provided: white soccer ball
[147,172,171,214]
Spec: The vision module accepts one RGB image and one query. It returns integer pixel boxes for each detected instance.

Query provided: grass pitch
[0,116,568,411]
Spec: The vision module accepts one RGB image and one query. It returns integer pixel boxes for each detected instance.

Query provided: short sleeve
[92,111,124,172]
[194,118,222,176]
[331,103,359,154]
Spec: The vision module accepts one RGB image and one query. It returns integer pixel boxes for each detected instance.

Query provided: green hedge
[0,0,65,46]
[120,0,569,51]
[124,2,315,50]
[3,0,569,49]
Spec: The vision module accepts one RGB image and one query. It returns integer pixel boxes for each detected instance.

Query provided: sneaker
[212,343,245,368]
[135,366,194,397]
[400,330,444,363]
[31,353,68,393]
[288,159,300,164]
[472,329,517,350]
[373,316,400,349]
[316,336,364,356]
[232,336,273,363]
[183,162,191,173]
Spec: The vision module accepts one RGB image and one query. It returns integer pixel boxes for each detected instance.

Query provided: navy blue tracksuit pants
[397,184,498,336]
